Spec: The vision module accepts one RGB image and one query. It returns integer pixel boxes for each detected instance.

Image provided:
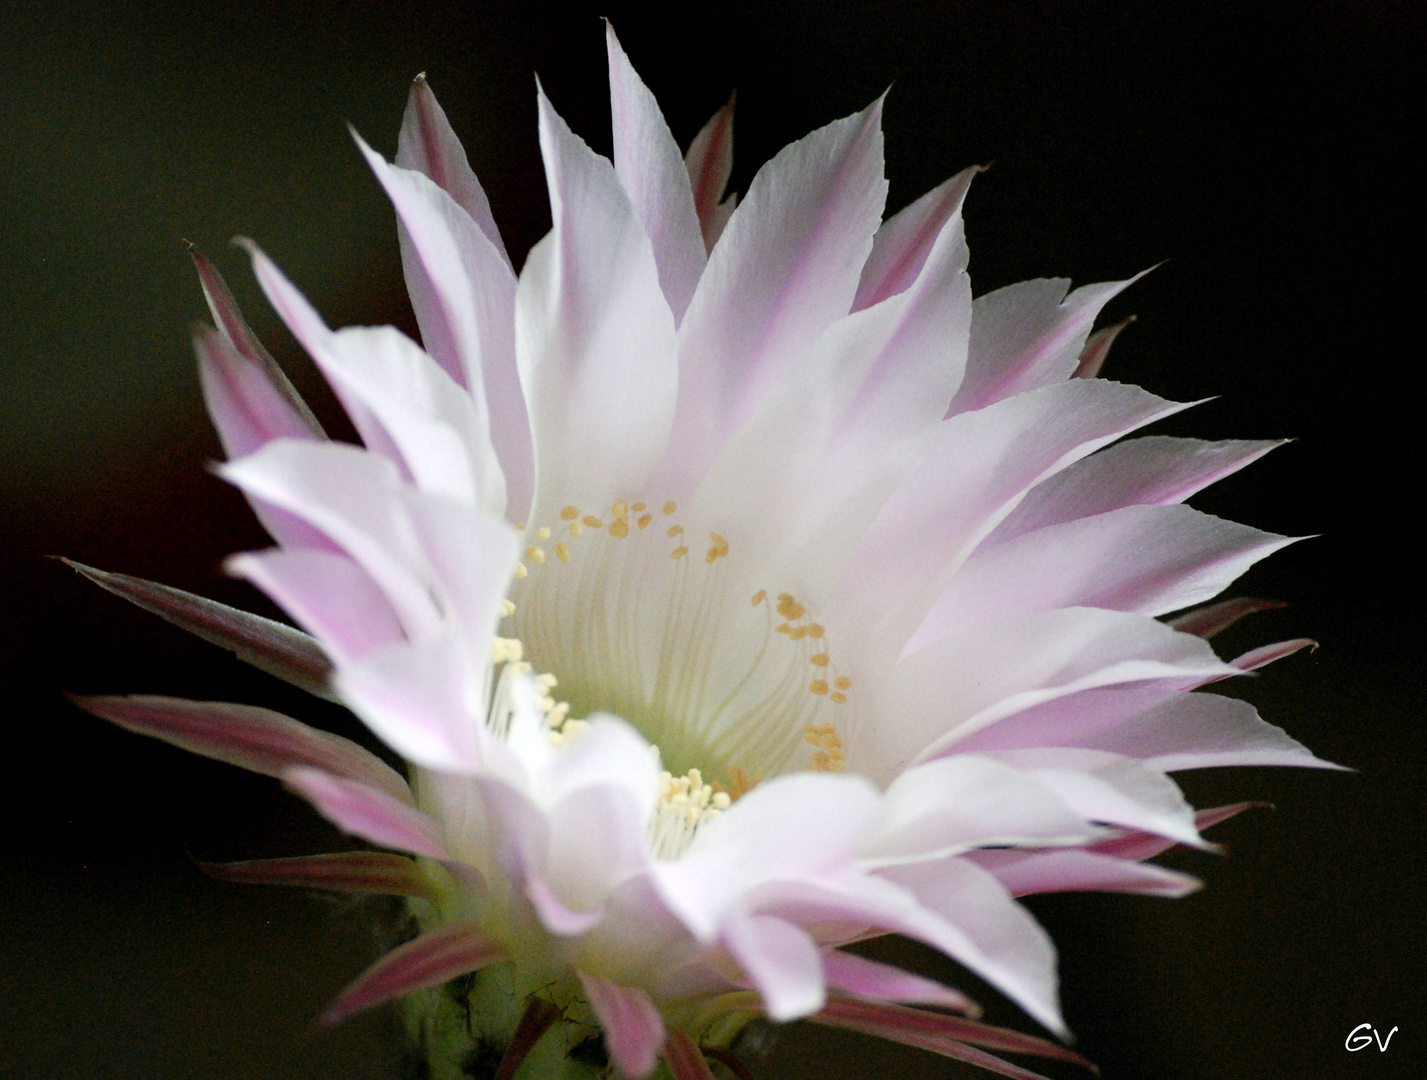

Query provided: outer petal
[821,950,978,1013]
[661,98,888,493]
[918,504,1297,641]
[577,970,666,1078]
[723,913,825,1020]
[607,24,707,322]
[198,851,436,899]
[968,848,1201,898]
[987,435,1285,545]
[950,272,1148,413]
[684,95,734,251]
[73,695,412,803]
[853,166,980,310]
[285,767,449,858]
[516,87,678,523]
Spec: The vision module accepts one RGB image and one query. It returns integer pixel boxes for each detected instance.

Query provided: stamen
[648,766,731,859]
[560,506,580,521]
[535,526,552,541]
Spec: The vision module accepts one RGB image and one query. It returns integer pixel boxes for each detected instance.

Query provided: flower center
[505,499,853,788]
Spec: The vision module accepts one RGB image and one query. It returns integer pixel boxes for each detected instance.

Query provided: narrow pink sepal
[577,970,666,1078]
[663,1028,717,1080]
[1086,802,1265,862]
[189,244,325,439]
[1072,315,1136,379]
[812,997,1097,1075]
[194,327,320,457]
[63,559,336,700]
[197,851,435,900]
[494,998,563,1080]
[1167,596,1287,638]
[684,93,735,251]
[73,694,411,802]
[319,922,506,1026]
[1230,638,1317,672]
[822,950,979,1015]
[284,768,445,857]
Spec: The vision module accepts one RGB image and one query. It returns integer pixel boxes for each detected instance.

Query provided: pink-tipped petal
[189,244,324,439]
[320,922,505,1026]
[64,560,336,699]
[516,86,679,522]
[1229,637,1317,672]
[1167,596,1287,638]
[664,1029,718,1080]
[822,950,979,1013]
[397,74,511,268]
[951,272,1149,414]
[969,848,1201,898]
[74,695,411,804]
[853,166,980,310]
[1086,802,1264,862]
[988,436,1286,547]
[607,23,708,322]
[665,97,888,491]
[577,970,666,1078]
[198,851,435,900]
[684,94,735,251]
[814,997,1095,1069]
[285,768,446,857]
[1072,315,1136,379]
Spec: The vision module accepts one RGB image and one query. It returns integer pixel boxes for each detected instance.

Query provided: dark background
[1,1,1420,1077]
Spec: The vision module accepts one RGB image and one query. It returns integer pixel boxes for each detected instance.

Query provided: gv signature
[1345,1023,1398,1052]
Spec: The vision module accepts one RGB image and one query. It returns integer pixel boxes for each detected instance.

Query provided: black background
[1,1,1421,1077]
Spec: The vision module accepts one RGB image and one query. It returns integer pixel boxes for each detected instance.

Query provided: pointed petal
[194,326,320,457]
[664,1029,718,1080]
[189,244,324,439]
[320,922,506,1025]
[813,997,1094,1069]
[72,695,412,803]
[1072,315,1136,379]
[989,436,1285,546]
[228,548,405,665]
[1078,691,1341,772]
[920,505,1297,641]
[494,999,563,1080]
[969,848,1201,898]
[821,951,978,1013]
[723,913,824,1020]
[1167,596,1287,638]
[397,74,511,268]
[198,851,435,900]
[578,970,666,1078]
[853,166,980,310]
[951,273,1148,414]
[684,94,735,251]
[63,560,335,700]
[1087,802,1262,862]
[516,87,678,521]
[607,23,707,321]
[1228,637,1317,672]
[285,767,447,857]
[664,98,888,491]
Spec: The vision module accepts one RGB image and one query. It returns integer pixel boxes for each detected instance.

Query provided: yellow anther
[807,624,825,639]
[810,653,830,667]
[535,526,552,541]
[560,505,580,521]
[777,596,806,620]
[632,502,647,513]
[555,542,572,563]
[775,623,792,635]
[788,626,809,640]
[514,563,529,579]
[830,691,848,704]
[499,599,517,617]
[809,679,830,696]
[810,752,831,770]
[834,676,852,691]
[609,518,630,539]
[637,513,653,529]
[705,533,729,564]
[751,589,767,606]
[663,500,677,515]
[671,545,690,560]
[569,522,584,538]
[613,499,630,518]
[667,525,685,538]
[583,516,604,529]
[525,545,546,564]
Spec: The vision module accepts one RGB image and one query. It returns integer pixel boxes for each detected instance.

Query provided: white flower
[74,24,1335,1080]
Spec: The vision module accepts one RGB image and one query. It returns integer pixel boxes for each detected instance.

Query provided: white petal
[660,98,888,494]
[607,23,707,322]
[723,913,825,1020]
[516,87,678,522]
[918,504,1297,641]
